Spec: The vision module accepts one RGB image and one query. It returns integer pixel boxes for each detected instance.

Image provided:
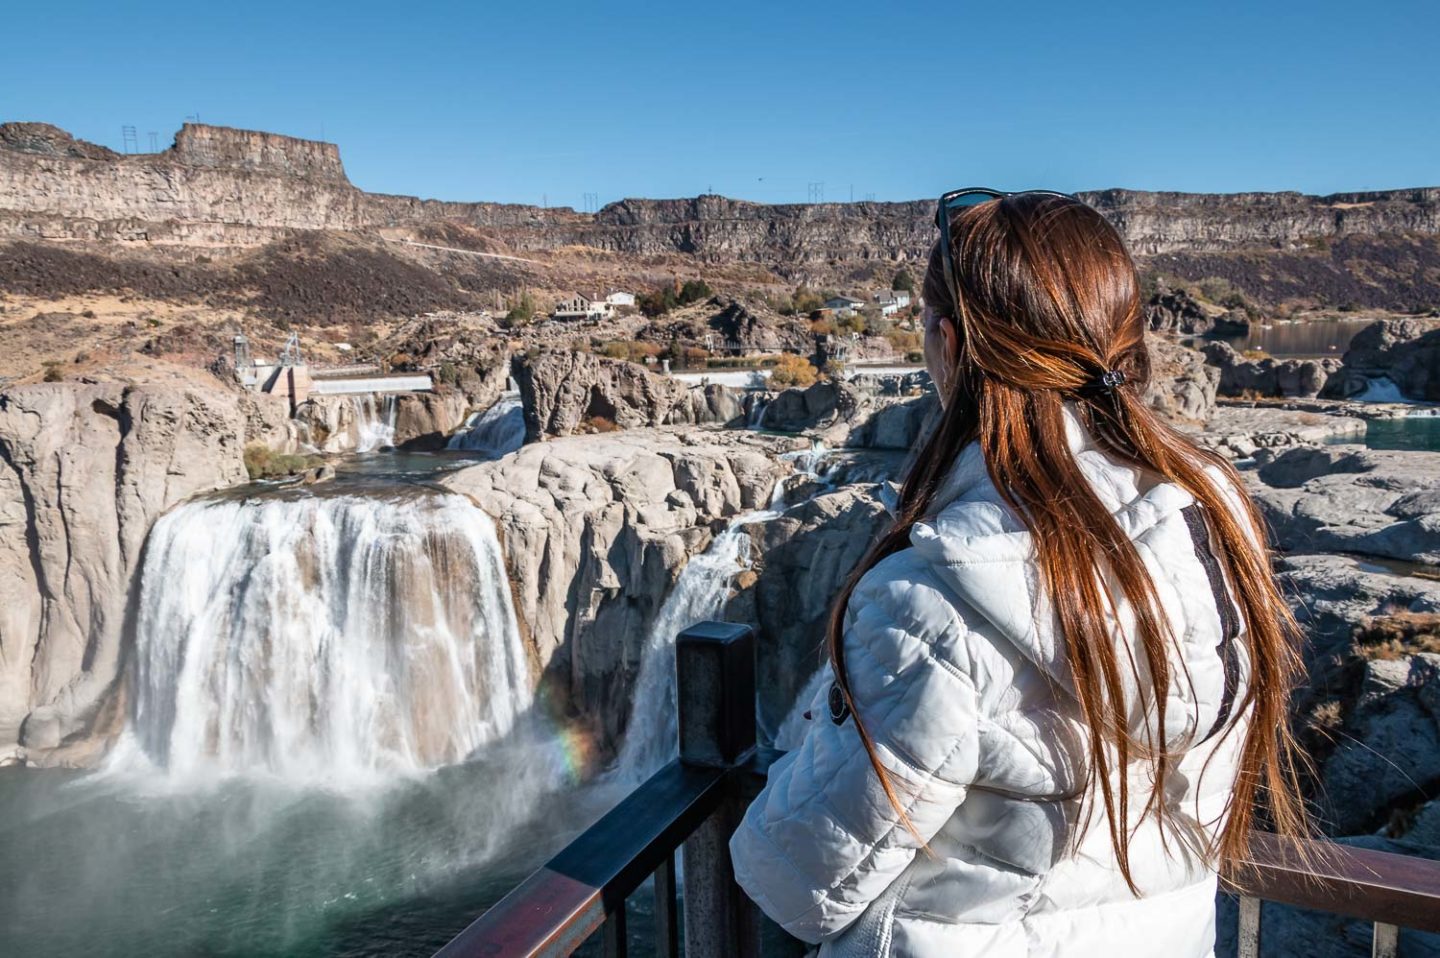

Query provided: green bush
[41,361,63,382]
[891,269,915,293]
[243,443,319,480]
[502,292,538,328]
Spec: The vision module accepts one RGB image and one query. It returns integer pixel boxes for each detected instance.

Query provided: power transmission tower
[147,131,159,152]
[121,126,138,154]
[583,192,599,213]
[807,181,825,203]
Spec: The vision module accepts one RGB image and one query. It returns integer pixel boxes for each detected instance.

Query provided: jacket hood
[908,405,1231,746]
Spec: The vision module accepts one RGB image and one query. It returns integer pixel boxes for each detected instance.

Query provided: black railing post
[676,621,762,958]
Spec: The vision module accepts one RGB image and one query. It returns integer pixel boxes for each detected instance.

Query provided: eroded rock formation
[513,351,743,440]
[0,383,250,764]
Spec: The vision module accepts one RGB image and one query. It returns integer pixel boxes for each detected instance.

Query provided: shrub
[810,318,835,336]
[891,269,915,293]
[905,350,925,363]
[41,360,63,382]
[768,353,817,388]
[884,328,923,354]
[600,340,663,363]
[434,361,459,386]
[243,442,317,480]
[502,292,538,328]
[792,287,824,315]
[582,415,619,434]
[678,279,713,305]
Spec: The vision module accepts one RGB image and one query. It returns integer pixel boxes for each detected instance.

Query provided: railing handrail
[435,761,728,957]
[1224,831,1440,934]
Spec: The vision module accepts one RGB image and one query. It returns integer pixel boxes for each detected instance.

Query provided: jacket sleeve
[728,562,981,943]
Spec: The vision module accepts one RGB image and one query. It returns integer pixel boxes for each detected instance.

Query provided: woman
[729,191,1309,956]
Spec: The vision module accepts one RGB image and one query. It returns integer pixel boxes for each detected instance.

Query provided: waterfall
[612,516,768,782]
[124,489,531,786]
[448,396,525,457]
[769,442,833,510]
[353,395,399,452]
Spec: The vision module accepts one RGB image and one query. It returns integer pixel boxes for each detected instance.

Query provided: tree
[892,268,915,293]
[678,279,713,305]
[502,291,537,328]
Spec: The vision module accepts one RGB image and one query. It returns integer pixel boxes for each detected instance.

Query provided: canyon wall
[3,122,1437,265]
[0,383,255,765]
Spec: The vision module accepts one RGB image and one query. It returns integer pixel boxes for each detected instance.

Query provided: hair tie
[1090,369,1127,393]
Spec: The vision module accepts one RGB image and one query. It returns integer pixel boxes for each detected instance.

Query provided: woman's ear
[939,316,959,367]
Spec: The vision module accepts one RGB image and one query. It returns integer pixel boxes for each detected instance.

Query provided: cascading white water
[612,515,770,782]
[448,396,526,457]
[612,444,843,781]
[353,395,399,452]
[769,442,833,510]
[124,489,530,786]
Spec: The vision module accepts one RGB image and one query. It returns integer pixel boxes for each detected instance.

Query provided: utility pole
[121,125,137,154]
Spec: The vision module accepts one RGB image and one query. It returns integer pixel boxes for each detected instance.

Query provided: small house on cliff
[553,293,613,321]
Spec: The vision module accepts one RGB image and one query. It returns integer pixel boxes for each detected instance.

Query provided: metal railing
[435,621,1440,957]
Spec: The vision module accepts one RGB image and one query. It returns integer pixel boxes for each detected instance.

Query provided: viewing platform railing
[435,622,1440,958]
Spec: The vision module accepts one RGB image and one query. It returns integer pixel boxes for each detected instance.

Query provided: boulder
[1245,445,1440,563]
[1144,337,1219,422]
[514,351,744,439]
[1321,318,1440,401]
[1202,341,1341,398]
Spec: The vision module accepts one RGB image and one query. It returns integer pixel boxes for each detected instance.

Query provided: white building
[553,293,613,321]
[605,291,636,308]
[873,289,912,316]
[823,296,866,318]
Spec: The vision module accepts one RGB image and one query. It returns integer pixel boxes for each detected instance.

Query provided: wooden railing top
[1225,831,1440,935]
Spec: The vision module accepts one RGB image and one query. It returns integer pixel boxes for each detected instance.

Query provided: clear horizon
[6,0,1438,208]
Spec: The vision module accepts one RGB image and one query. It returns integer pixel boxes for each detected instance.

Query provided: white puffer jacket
[731,406,1252,957]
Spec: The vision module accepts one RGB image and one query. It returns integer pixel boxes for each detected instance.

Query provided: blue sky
[5,1,1437,207]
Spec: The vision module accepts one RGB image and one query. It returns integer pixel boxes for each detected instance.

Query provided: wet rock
[1321,318,1440,402]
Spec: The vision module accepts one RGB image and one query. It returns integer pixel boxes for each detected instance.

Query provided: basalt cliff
[2,121,1438,308]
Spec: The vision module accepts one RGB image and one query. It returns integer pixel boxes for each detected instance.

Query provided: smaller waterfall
[353,395,399,452]
[613,517,767,782]
[448,396,526,457]
[769,442,833,510]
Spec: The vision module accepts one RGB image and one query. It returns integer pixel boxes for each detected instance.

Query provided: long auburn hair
[827,193,1309,890]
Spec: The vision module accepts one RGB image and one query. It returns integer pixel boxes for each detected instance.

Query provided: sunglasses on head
[934,187,1075,318]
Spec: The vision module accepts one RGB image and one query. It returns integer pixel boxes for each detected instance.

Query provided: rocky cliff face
[440,429,790,750]
[4,122,1437,283]
[0,384,250,764]
[1321,317,1440,401]
[513,351,744,440]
